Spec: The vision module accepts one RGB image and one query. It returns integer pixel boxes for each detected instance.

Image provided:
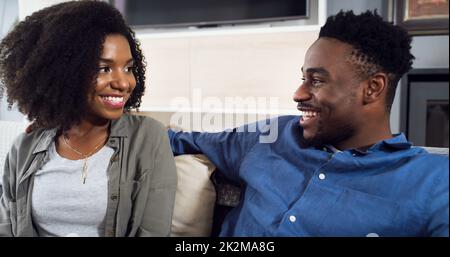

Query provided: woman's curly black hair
[319,10,415,112]
[0,0,146,130]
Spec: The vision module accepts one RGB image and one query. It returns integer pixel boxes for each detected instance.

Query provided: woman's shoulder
[119,113,164,128]
[8,128,55,156]
[114,113,166,136]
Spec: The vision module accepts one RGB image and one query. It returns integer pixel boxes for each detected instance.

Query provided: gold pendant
[82,158,88,184]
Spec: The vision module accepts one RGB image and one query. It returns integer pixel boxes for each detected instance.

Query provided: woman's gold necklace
[62,133,108,184]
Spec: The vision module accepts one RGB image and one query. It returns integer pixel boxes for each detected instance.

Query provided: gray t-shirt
[31,141,114,237]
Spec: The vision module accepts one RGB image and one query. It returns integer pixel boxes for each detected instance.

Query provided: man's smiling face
[294,37,365,147]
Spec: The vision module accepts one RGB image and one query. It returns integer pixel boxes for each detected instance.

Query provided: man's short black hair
[0,1,146,130]
[319,10,414,112]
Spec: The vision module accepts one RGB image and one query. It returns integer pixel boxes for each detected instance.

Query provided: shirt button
[366,233,379,237]
[318,173,326,180]
[110,194,118,200]
[289,215,296,223]
[352,153,357,157]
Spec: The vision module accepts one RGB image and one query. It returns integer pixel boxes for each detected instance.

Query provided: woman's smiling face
[85,34,136,123]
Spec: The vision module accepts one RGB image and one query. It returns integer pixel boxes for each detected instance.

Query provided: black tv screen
[111,0,309,28]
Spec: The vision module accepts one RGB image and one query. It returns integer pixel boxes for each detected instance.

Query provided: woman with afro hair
[0,1,177,237]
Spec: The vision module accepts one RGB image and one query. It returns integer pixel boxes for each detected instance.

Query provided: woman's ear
[363,73,388,105]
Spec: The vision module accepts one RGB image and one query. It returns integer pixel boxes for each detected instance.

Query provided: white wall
[411,35,449,69]
[327,0,390,18]
[18,0,69,20]
[0,0,18,35]
[138,29,319,115]
[135,0,327,129]
[0,0,25,121]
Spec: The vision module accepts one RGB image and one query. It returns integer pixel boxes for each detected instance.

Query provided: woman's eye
[125,66,134,72]
[98,67,111,73]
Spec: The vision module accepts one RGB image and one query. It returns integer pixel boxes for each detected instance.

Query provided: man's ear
[363,73,388,105]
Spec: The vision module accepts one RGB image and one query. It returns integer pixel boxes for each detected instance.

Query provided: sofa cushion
[171,154,217,236]
[420,146,449,156]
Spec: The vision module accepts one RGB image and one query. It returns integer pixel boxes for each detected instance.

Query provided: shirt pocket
[119,180,142,212]
[316,188,400,237]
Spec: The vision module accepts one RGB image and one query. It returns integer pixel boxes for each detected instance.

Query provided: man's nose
[293,83,310,103]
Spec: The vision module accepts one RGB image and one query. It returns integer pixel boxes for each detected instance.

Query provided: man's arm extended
[168,127,259,182]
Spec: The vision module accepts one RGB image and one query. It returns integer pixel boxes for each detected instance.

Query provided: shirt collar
[109,114,128,138]
[33,129,57,154]
[107,114,130,149]
[361,133,412,154]
[323,133,412,154]
[33,114,131,153]
[324,145,342,153]
[378,133,412,150]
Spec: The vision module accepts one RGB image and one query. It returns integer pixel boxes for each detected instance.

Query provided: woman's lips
[100,95,125,108]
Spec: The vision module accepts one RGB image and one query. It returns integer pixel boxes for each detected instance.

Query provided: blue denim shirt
[168,116,449,237]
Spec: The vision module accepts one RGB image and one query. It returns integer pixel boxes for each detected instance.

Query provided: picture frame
[394,0,449,35]
[399,68,449,147]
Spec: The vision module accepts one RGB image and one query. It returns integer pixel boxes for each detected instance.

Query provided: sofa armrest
[171,154,217,237]
[171,154,243,237]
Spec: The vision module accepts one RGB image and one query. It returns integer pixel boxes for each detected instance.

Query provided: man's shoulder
[402,147,449,177]
[252,115,299,131]
[408,146,449,162]
[268,115,299,126]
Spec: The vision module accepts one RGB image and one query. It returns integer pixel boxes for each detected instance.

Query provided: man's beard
[300,119,357,149]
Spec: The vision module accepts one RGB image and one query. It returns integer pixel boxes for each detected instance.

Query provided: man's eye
[302,77,323,86]
[312,79,323,85]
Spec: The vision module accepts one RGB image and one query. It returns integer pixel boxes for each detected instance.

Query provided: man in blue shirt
[168,11,449,236]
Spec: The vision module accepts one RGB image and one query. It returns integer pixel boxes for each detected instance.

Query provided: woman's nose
[110,72,130,91]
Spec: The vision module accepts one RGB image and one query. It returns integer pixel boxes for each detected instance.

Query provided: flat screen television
[110,0,309,28]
